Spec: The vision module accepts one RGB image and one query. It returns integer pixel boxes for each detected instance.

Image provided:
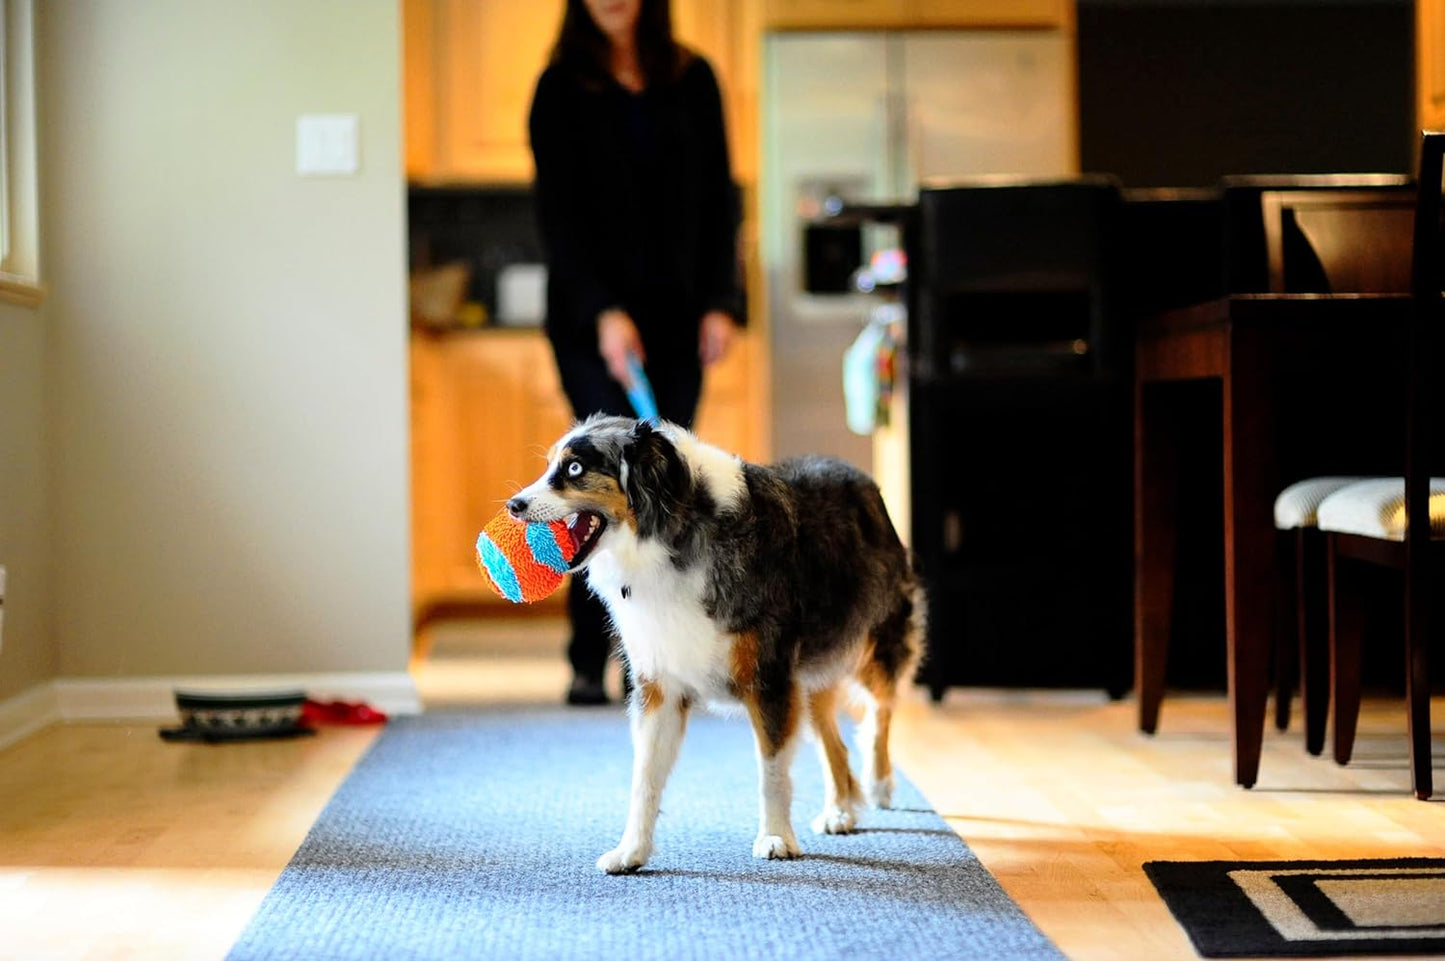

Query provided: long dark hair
[550,0,690,88]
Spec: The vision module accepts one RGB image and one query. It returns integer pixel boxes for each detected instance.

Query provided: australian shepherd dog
[506,415,925,873]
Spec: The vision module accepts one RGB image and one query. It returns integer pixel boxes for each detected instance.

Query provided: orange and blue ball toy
[475,510,577,603]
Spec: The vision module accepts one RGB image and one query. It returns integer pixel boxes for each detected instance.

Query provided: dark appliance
[907,179,1133,700]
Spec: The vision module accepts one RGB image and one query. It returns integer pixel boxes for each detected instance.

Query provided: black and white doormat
[1144,858,1445,957]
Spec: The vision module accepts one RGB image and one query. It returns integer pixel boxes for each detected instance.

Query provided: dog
[505,415,925,873]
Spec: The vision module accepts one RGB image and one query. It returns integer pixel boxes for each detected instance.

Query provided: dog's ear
[622,421,690,538]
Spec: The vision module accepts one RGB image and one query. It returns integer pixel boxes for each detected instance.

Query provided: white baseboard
[0,672,422,747]
[0,682,61,751]
[54,671,423,722]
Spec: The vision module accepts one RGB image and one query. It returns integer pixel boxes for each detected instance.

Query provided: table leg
[1135,379,1179,735]
[1223,327,1275,789]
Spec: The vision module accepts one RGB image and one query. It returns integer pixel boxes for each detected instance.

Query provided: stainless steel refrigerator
[762,31,1078,468]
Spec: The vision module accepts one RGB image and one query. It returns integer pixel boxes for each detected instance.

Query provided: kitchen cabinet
[404,0,760,184]
[1420,0,1445,131]
[410,328,763,627]
[410,330,573,622]
[403,0,555,183]
[762,0,1073,31]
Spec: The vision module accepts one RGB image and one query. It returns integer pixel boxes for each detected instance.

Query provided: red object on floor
[301,698,388,726]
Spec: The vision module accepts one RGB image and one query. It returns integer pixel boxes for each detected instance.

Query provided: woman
[529,0,742,705]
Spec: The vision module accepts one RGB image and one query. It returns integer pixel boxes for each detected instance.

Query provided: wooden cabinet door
[412,332,575,619]
[1420,0,1445,131]
[441,335,552,594]
[415,0,559,182]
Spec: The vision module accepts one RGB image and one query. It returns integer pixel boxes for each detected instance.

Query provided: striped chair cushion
[1316,477,1445,541]
[1273,477,1368,530]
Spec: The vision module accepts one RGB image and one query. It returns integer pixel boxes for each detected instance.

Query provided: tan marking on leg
[855,636,897,797]
[729,630,760,695]
[855,638,894,703]
[637,678,664,716]
[808,685,860,806]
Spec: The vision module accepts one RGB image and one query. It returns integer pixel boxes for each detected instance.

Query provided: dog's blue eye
[567,461,583,478]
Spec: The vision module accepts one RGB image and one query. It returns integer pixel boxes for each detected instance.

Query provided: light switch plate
[296,113,359,176]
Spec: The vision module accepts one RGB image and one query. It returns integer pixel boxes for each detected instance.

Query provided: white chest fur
[585,538,732,697]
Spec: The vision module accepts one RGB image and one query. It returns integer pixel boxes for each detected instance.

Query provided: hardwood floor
[2,617,1440,960]
[892,691,1444,961]
[0,721,380,961]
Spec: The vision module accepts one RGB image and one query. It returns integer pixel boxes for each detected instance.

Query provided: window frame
[0,0,42,308]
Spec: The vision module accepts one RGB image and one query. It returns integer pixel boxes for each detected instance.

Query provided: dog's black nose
[506,496,529,518]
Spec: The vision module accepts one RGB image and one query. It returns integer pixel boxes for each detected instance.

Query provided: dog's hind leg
[806,684,861,835]
[597,678,689,874]
[855,674,895,810]
[856,586,925,809]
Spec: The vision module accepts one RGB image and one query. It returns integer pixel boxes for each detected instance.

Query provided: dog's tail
[900,563,928,689]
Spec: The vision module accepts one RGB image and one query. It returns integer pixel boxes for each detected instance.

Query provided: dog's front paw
[811,805,858,835]
[596,840,651,875]
[752,832,801,860]
[864,776,894,809]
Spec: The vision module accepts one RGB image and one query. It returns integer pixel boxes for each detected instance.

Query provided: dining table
[1133,292,1411,788]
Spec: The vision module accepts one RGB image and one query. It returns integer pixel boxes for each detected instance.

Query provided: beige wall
[38,0,409,678]
[0,302,55,701]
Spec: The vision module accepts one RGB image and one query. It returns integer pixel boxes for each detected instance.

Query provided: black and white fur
[506,415,925,873]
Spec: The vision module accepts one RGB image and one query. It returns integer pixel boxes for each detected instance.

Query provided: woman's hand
[698,310,739,367]
[597,308,645,388]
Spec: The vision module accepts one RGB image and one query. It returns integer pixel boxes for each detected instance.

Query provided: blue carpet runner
[228,708,1060,960]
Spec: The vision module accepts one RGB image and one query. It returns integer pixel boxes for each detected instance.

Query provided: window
[0,0,40,307]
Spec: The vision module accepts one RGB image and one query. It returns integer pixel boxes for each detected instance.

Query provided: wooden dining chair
[1306,130,1445,800]
[1260,189,1416,294]
[1262,187,1419,747]
[1220,173,1412,295]
[1137,176,1411,743]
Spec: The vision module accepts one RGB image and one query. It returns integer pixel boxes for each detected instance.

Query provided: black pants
[549,340,703,683]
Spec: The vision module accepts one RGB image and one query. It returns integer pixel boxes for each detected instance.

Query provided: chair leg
[1299,528,1331,756]
[1328,536,1364,766]
[1274,530,1297,733]
[1135,383,1179,735]
[1404,553,1433,800]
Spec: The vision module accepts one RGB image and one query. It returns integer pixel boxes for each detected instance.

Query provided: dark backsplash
[408,185,543,321]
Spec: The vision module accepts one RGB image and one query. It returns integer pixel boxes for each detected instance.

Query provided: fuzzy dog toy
[475,510,576,603]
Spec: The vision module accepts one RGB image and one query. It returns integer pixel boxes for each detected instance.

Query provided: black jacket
[528,54,741,353]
